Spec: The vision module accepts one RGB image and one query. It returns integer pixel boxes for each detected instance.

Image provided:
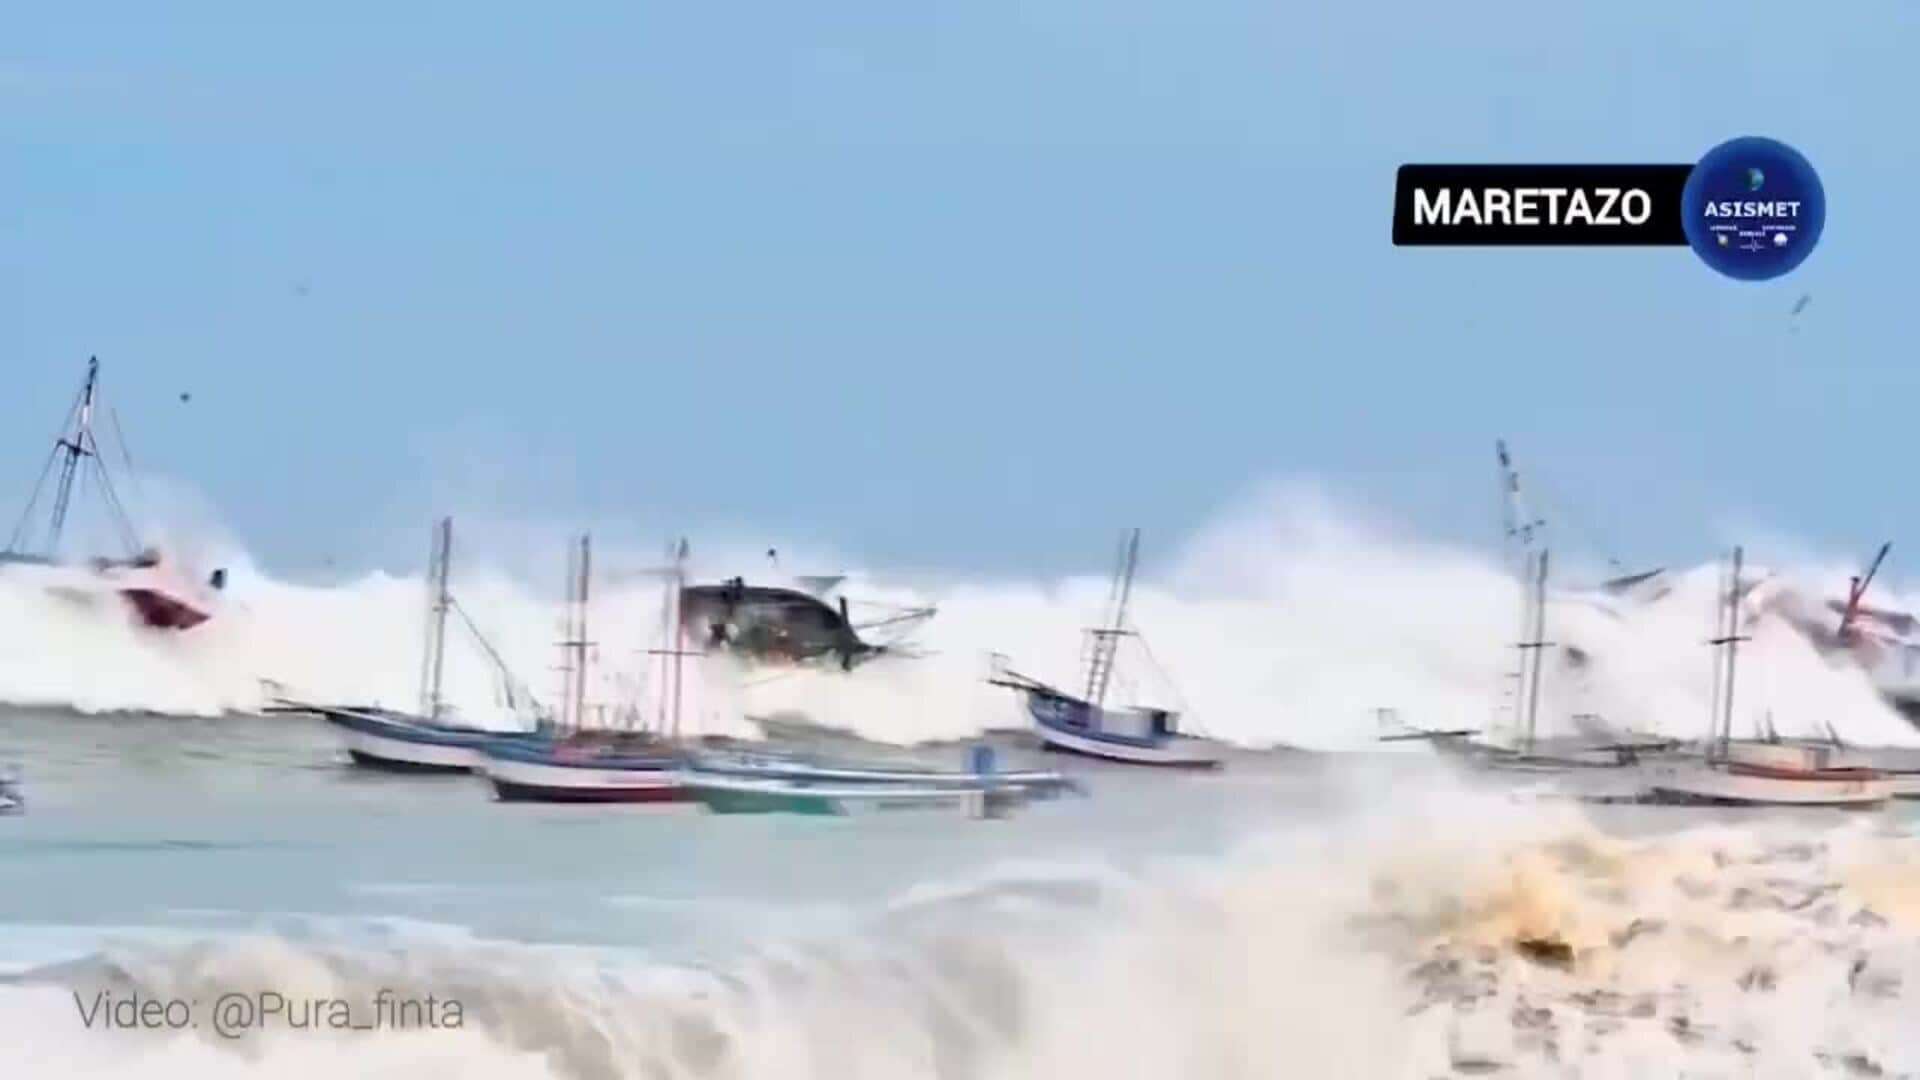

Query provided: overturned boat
[679,560,933,671]
[3,358,225,630]
[991,530,1222,768]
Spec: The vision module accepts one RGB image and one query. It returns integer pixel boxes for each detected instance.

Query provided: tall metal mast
[8,358,136,558]
[45,358,101,555]
[1495,439,1544,573]
[1708,546,1751,763]
[1083,529,1140,707]
[557,534,594,731]
[418,517,454,720]
[648,538,695,739]
[1517,548,1553,754]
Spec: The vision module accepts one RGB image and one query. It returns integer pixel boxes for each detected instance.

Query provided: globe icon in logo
[1682,137,1823,280]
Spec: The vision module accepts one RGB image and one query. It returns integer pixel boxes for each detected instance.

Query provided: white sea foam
[1,484,1914,750]
[6,776,1920,1078]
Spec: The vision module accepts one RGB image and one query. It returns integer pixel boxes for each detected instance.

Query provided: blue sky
[2,3,1916,580]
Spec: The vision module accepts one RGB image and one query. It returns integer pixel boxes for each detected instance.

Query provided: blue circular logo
[1682,136,1824,280]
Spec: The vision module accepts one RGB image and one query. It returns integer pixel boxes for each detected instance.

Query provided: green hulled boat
[686,774,1029,817]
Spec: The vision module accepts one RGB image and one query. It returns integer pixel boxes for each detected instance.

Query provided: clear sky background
[2,3,1916,580]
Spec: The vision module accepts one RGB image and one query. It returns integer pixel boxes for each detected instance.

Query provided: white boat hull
[336,725,482,771]
[1646,764,1892,807]
[1035,721,1222,767]
[479,754,686,803]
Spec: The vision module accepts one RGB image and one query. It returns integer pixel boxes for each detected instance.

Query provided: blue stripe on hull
[1036,735,1222,768]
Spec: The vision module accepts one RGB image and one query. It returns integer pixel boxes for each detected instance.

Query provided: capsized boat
[678,553,934,671]
[991,530,1222,768]
[284,518,546,772]
[1644,547,1893,809]
[2,358,225,630]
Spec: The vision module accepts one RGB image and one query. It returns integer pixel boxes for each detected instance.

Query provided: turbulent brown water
[2,709,1920,1078]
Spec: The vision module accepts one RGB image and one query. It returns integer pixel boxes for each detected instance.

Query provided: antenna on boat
[1084,528,1140,708]
[1495,439,1544,571]
[1707,546,1751,765]
[419,517,453,721]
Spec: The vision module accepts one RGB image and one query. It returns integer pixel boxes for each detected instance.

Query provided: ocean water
[3,708,1920,1078]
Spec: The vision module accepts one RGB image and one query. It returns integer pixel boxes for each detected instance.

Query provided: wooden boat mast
[418,517,453,721]
[1084,528,1140,708]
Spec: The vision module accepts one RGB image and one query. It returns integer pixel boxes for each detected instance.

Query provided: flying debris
[1791,293,1811,316]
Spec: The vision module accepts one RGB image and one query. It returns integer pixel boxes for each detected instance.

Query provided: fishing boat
[0,767,22,816]
[478,535,693,804]
[1646,547,1894,808]
[483,732,687,804]
[284,518,546,772]
[1384,442,1674,770]
[687,748,1076,793]
[2,358,225,630]
[685,774,1025,817]
[684,746,1060,816]
[991,530,1222,767]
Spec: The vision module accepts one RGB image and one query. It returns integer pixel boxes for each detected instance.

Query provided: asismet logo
[1681,136,1824,280]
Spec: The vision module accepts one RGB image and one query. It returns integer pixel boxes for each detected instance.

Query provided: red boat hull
[121,587,212,630]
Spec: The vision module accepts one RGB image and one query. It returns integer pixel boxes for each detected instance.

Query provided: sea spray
[1,487,1916,749]
[8,772,1920,1077]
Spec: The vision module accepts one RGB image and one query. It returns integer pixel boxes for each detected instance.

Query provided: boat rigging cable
[6,359,140,559]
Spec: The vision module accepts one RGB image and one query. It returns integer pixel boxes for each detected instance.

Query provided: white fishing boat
[478,535,692,804]
[0,767,22,816]
[1646,547,1894,809]
[991,530,1222,768]
[3,358,225,630]
[282,518,545,772]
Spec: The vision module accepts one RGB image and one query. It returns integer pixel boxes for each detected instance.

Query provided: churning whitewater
[0,487,1915,751]
[7,776,1920,1079]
